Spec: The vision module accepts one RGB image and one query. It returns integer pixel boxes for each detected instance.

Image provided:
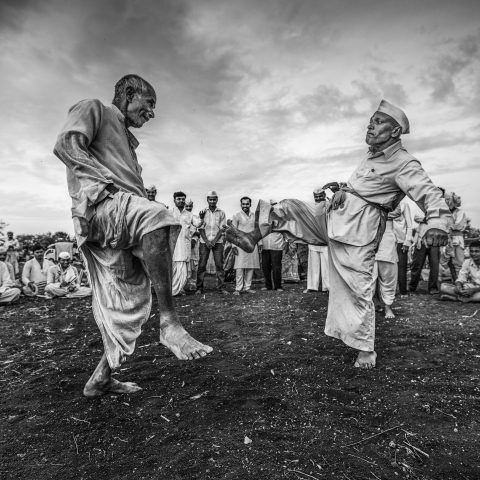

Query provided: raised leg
[141,228,213,360]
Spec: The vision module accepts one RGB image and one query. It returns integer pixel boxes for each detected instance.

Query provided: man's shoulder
[68,98,105,114]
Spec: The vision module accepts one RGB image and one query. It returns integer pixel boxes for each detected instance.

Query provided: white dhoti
[306,245,329,291]
[258,199,328,246]
[325,239,377,352]
[373,261,397,306]
[79,192,180,369]
[373,219,398,307]
[45,283,92,299]
[172,261,189,295]
[0,287,21,304]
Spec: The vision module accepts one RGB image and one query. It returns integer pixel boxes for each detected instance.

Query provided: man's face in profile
[126,92,156,128]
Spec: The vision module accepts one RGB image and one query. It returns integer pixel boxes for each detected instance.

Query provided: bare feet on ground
[160,322,213,360]
[354,351,377,369]
[224,220,256,253]
[384,305,395,319]
[83,377,142,398]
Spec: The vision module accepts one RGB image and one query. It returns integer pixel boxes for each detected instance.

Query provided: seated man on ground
[45,252,92,299]
[22,244,51,296]
[0,254,21,305]
[440,239,480,303]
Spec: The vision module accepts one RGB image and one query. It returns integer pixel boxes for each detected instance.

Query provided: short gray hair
[113,74,156,104]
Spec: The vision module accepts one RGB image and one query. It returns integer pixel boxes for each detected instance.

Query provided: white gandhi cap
[377,99,410,134]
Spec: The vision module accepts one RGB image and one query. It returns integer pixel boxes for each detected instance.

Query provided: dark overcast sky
[1,0,479,233]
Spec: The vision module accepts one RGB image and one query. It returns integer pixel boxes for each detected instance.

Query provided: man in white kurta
[440,240,480,302]
[53,74,212,398]
[392,199,413,295]
[304,188,329,293]
[0,260,21,304]
[22,245,52,296]
[45,252,92,299]
[231,197,260,294]
[171,192,203,296]
[225,100,450,369]
[5,232,20,276]
[441,192,468,281]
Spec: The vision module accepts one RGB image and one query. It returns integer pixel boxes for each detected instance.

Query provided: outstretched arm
[396,161,451,246]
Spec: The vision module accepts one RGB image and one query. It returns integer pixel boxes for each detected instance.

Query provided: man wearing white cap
[304,188,329,294]
[196,191,228,294]
[226,99,450,369]
[54,74,212,397]
[45,252,92,299]
[146,185,157,202]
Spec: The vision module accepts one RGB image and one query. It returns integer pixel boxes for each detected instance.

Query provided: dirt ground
[1,276,479,480]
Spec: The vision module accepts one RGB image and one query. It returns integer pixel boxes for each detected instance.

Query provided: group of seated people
[0,244,91,305]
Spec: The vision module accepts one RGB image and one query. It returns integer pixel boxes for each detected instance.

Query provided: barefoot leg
[384,305,395,319]
[142,228,213,360]
[354,350,377,369]
[83,353,142,398]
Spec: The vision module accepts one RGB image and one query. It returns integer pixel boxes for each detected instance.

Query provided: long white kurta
[325,141,451,352]
[231,210,260,269]
[171,206,202,295]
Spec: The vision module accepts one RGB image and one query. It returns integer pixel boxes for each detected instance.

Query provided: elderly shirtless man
[225,100,450,369]
[54,74,212,397]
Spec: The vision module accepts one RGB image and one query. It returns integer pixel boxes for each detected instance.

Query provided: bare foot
[83,378,142,398]
[354,351,377,369]
[224,220,257,253]
[160,322,213,360]
[440,294,457,301]
[384,305,395,319]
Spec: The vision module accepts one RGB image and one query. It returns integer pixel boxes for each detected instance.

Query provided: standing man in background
[304,187,329,294]
[231,197,260,295]
[196,191,228,295]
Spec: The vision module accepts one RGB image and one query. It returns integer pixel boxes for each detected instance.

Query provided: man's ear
[125,86,135,103]
[391,125,402,139]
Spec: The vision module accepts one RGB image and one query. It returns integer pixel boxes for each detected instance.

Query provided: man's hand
[423,228,448,247]
[401,244,409,253]
[458,286,477,298]
[199,209,206,220]
[258,245,263,254]
[68,285,76,293]
[232,247,238,255]
[206,241,214,249]
[28,281,35,290]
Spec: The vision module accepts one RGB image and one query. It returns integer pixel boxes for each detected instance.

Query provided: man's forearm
[54,132,113,205]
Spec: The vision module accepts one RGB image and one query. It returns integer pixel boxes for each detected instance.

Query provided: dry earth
[1,277,479,480]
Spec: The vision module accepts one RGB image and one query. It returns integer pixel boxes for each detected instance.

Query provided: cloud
[424,29,480,103]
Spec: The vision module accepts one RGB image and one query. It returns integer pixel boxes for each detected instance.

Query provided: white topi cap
[206,190,218,197]
[58,252,71,260]
[313,187,324,194]
[146,184,157,191]
[376,99,410,134]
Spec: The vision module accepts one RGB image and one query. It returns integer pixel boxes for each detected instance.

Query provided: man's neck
[369,138,399,154]
[209,206,217,212]
[242,209,250,215]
